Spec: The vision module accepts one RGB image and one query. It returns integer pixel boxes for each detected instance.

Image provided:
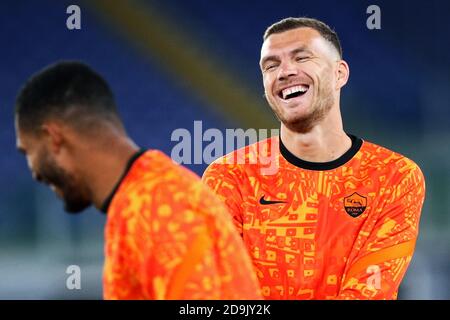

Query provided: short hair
[15,61,123,134]
[263,17,343,58]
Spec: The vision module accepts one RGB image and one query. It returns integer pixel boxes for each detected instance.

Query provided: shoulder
[113,149,227,218]
[359,139,425,188]
[203,136,277,178]
[115,150,204,203]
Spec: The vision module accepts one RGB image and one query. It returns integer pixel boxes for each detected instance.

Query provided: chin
[281,108,312,124]
[284,100,312,112]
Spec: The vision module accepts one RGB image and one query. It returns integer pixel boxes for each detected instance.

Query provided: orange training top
[202,135,425,299]
[102,150,262,300]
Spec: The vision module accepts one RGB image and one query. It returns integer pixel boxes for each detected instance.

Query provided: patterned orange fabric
[103,150,262,300]
[202,135,425,300]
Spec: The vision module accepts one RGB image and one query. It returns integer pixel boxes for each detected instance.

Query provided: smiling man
[14,61,262,300]
[203,17,426,299]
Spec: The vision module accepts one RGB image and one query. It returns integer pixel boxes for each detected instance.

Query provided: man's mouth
[278,84,309,100]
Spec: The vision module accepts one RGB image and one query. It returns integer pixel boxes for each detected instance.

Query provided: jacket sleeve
[336,164,426,299]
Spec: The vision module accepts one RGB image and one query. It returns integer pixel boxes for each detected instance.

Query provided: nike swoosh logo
[259,195,287,205]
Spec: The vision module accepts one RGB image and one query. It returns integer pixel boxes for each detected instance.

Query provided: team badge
[344,192,367,217]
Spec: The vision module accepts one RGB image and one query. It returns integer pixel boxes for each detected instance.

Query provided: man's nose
[277,61,298,81]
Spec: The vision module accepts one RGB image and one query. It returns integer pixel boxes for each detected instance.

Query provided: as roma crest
[344,192,367,218]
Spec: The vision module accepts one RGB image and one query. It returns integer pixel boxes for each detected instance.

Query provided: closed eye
[295,56,310,62]
[262,62,280,72]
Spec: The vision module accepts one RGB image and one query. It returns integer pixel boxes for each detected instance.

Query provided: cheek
[303,62,328,80]
[263,75,275,97]
[318,64,335,82]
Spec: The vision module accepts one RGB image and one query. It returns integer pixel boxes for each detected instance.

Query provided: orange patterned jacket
[102,150,262,300]
[203,135,425,299]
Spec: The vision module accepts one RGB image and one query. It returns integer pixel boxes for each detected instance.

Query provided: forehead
[261,27,333,60]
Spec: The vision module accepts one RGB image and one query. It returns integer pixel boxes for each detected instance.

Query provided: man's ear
[40,122,64,155]
[336,59,350,90]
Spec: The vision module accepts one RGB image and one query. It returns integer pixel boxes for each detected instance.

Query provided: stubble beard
[269,79,335,134]
[37,152,91,214]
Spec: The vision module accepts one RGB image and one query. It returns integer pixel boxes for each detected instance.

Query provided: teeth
[282,85,308,99]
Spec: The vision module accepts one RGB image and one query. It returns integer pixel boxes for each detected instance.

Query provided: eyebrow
[260,46,314,68]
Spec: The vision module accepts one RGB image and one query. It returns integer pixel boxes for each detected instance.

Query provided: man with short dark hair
[15,61,262,300]
[203,17,425,299]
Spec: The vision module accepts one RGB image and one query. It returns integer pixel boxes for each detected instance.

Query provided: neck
[280,106,351,163]
[77,134,140,210]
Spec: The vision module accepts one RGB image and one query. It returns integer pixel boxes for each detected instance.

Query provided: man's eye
[296,56,309,62]
[265,64,277,71]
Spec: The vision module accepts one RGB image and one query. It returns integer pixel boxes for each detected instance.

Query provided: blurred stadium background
[0,0,449,299]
